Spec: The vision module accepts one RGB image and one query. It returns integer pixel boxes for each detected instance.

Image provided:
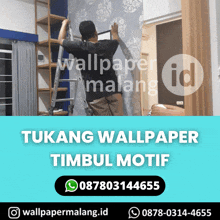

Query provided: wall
[36,0,51,113]
[51,0,69,112]
[143,0,181,24]
[216,0,220,67]
[141,24,158,112]
[210,0,220,116]
[68,0,144,116]
[0,0,35,34]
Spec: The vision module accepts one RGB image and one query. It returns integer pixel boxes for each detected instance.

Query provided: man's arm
[97,22,119,57]
[58,19,70,45]
[111,22,120,42]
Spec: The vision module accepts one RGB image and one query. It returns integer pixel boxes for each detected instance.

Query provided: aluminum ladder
[49,23,92,116]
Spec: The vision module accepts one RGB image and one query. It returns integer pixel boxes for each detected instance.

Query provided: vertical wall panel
[181,0,213,115]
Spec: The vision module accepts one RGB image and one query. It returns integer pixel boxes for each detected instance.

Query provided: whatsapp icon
[65,179,78,192]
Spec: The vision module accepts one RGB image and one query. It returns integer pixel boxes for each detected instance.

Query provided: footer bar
[1,203,219,219]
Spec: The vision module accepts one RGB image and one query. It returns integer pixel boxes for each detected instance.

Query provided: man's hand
[111,22,118,35]
[62,19,70,26]
[111,22,120,41]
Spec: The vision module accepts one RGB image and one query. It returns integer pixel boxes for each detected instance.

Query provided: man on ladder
[58,19,123,116]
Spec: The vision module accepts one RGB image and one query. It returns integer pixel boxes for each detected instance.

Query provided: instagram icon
[8,207,20,219]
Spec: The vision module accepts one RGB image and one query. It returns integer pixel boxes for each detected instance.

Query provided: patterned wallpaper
[68,0,144,116]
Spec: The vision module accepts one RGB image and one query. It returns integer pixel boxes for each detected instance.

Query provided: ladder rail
[49,45,65,116]
[49,19,93,116]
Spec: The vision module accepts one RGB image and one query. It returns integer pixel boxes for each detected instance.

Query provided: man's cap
[79,21,96,39]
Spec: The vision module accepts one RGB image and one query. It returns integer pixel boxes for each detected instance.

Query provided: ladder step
[59,79,78,82]
[55,98,75,102]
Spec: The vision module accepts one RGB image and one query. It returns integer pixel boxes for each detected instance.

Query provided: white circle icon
[162,54,204,96]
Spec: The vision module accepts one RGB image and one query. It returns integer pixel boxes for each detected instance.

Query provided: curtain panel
[12,41,37,116]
